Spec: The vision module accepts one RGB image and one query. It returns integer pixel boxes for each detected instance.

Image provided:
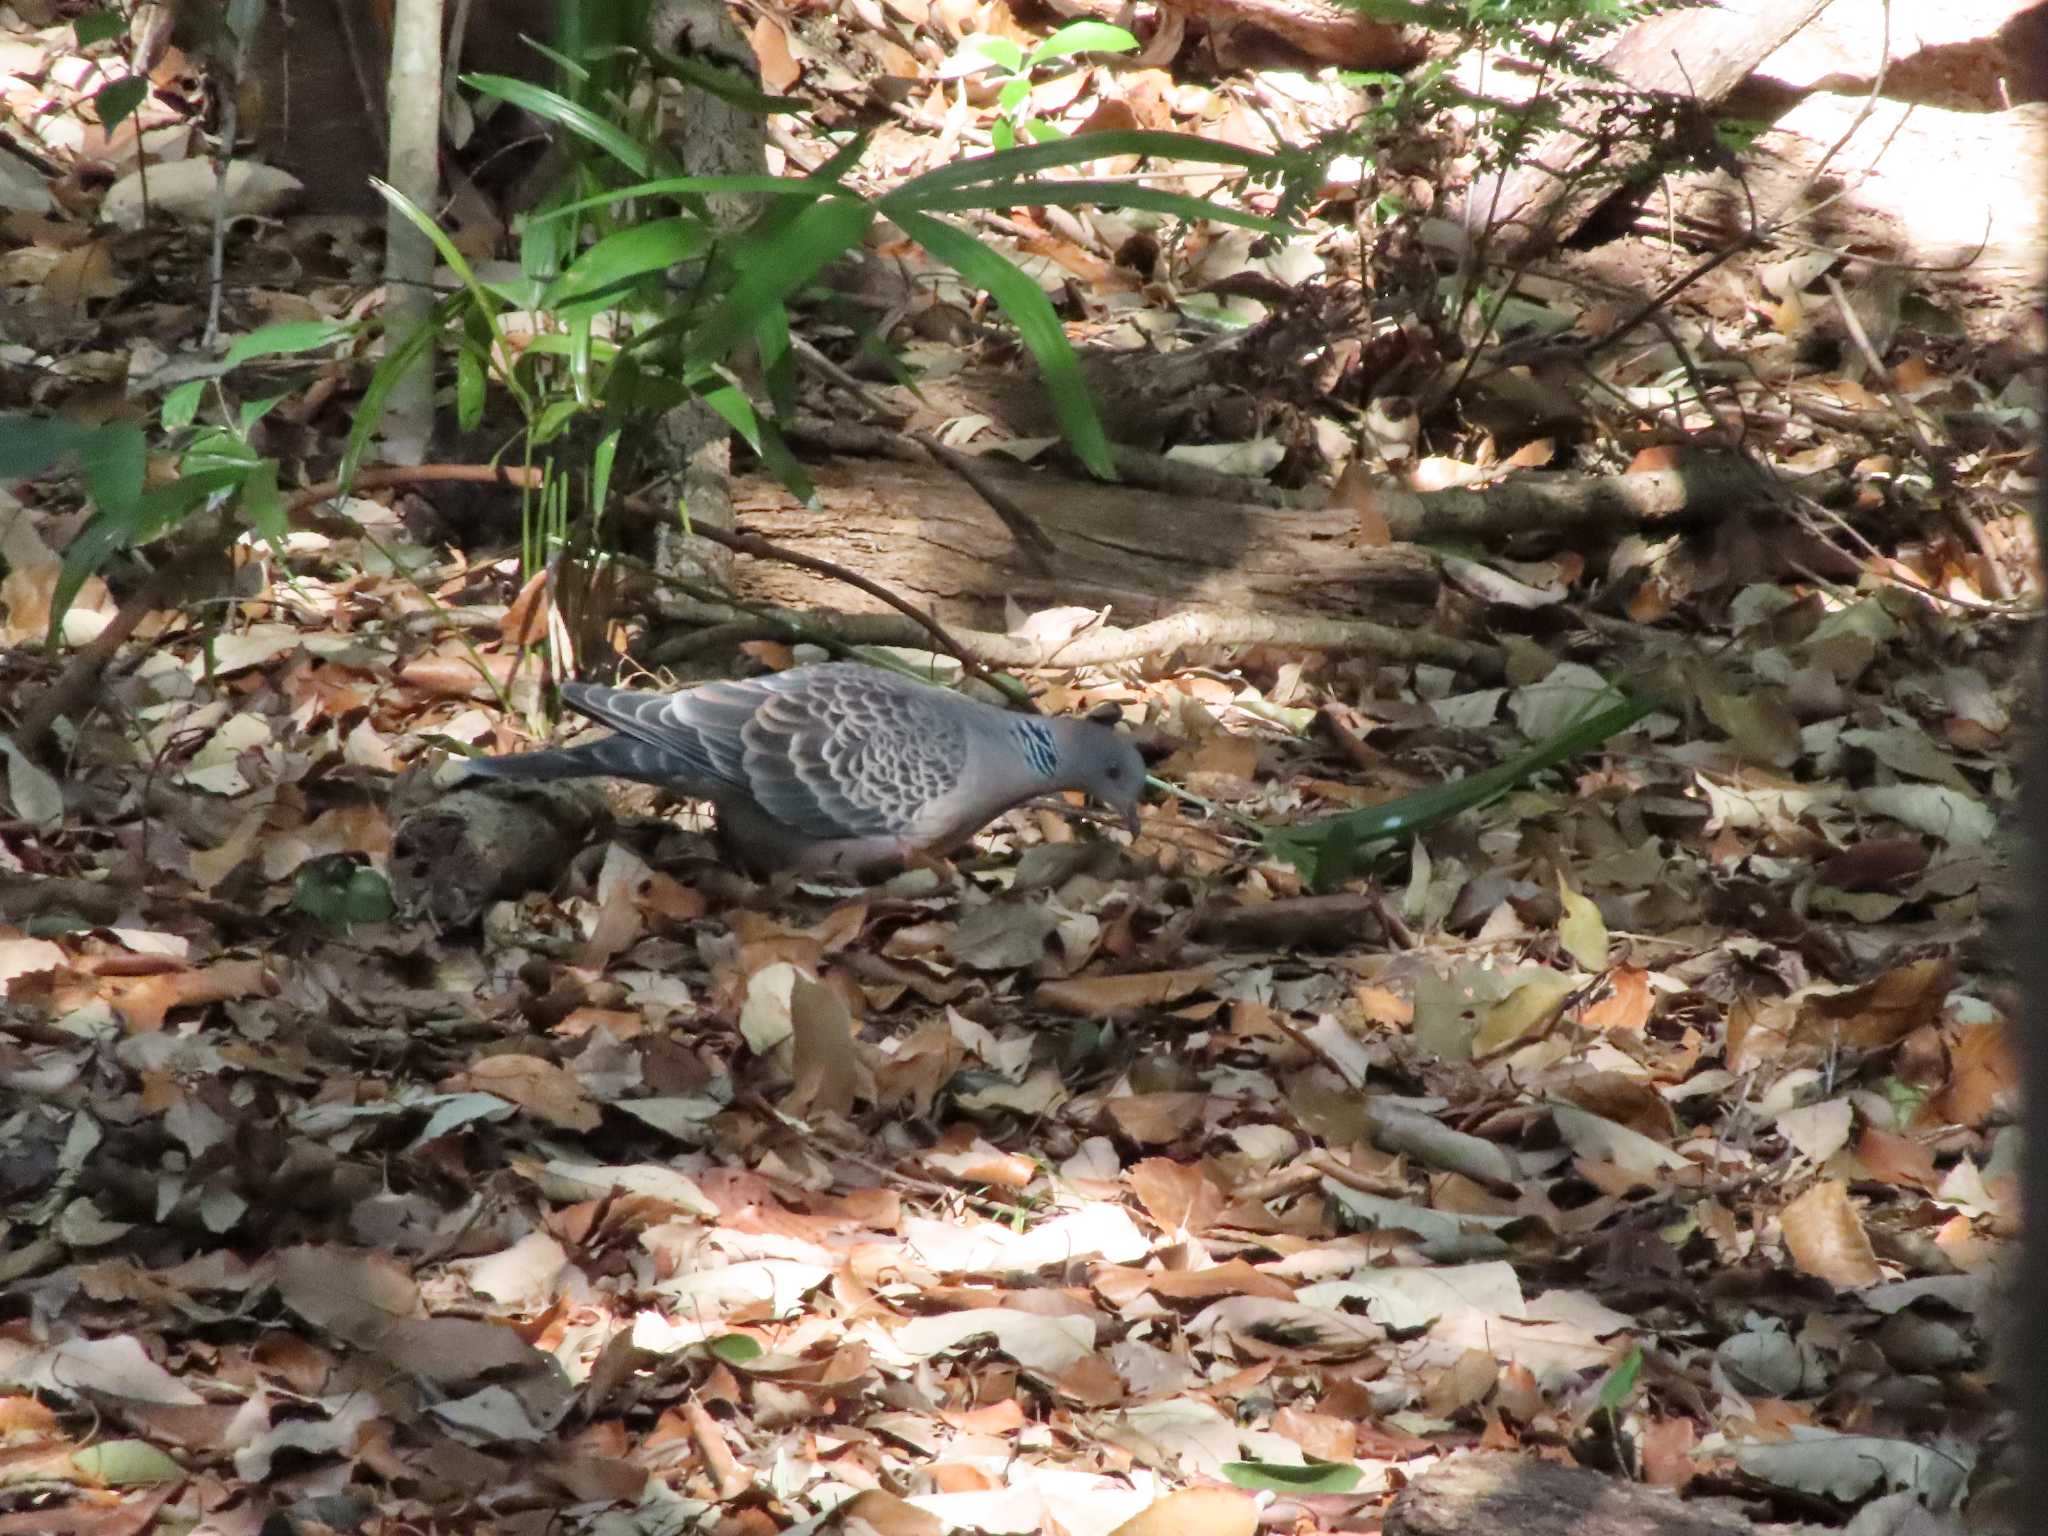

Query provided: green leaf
[905,180,1284,234]
[463,73,650,176]
[692,379,759,453]
[223,0,263,43]
[224,320,350,367]
[533,175,845,224]
[69,1439,185,1486]
[756,303,796,419]
[1223,1460,1363,1493]
[161,380,205,430]
[531,396,585,446]
[542,219,711,310]
[685,196,874,371]
[997,76,1032,115]
[237,458,288,552]
[371,180,531,419]
[293,858,397,928]
[747,415,814,506]
[342,294,454,485]
[71,9,125,46]
[79,422,147,525]
[1028,21,1139,66]
[180,425,261,478]
[48,470,236,643]
[1265,690,1658,889]
[0,414,94,479]
[92,76,149,133]
[941,34,1025,78]
[708,1333,765,1364]
[895,131,1283,196]
[887,206,1113,479]
[236,392,291,434]
[590,428,620,529]
[456,342,486,430]
[1597,1344,1643,1414]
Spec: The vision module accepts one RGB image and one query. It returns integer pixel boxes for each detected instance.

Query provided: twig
[285,463,547,525]
[12,533,220,760]
[907,431,1058,571]
[1313,705,1381,774]
[201,14,256,347]
[790,335,901,419]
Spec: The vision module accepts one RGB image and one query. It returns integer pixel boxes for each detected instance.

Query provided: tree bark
[649,0,767,596]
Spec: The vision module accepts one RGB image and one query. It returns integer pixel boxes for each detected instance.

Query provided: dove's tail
[459,737,693,789]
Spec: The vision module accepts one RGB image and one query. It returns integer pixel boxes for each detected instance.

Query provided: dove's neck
[1003,716,1066,782]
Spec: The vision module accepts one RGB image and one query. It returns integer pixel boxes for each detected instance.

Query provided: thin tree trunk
[379,0,444,464]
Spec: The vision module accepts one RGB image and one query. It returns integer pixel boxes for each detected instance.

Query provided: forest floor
[0,4,2040,1535]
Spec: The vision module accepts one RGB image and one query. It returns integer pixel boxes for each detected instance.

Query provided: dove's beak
[1122,803,1142,836]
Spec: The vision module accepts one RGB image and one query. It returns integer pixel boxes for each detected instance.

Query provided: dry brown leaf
[1494,1362,1542,1422]
[1638,1414,1697,1488]
[1780,1179,1882,1289]
[1094,1259,1293,1305]
[923,1138,1035,1188]
[499,568,552,646]
[1055,1351,1125,1405]
[749,13,800,91]
[938,1399,1026,1434]
[1580,966,1652,1032]
[1423,1347,1499,1416]
[1108,1488,1257,1536]
[784,971,871,1117]
[1271,1403,1355,1460]
[101,959,270,1033]
[1034,967,1214,1017]
[1925,1019,2015,1128]
[1853,1126,1939,1192]
[1795,958,1954,1050]
[1126,1157,1225,1231]
[397,651,513,700]
[445,1055,603,1132]
[1104,1093,1209,1144]
[45,239,127,312]
[1558,1071,1676,1140]
[840,1492,945,1536]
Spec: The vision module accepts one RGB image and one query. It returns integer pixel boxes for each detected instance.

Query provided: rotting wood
[391,780,608,927]
[703,453,1804,630]
[723,458,1438,631]
[1193,893,1384,951]
[1384,1452,1772,1536]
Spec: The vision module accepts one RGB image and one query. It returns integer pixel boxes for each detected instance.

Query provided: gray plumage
[460,663,1146,877]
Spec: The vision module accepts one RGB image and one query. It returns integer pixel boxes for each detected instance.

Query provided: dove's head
[1058,717,1147,835]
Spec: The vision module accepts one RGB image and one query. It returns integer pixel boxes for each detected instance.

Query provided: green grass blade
[463,72,650,176]
[888,206,1113,479]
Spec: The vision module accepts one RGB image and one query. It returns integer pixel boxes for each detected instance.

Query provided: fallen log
[1457,0,1834,257]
